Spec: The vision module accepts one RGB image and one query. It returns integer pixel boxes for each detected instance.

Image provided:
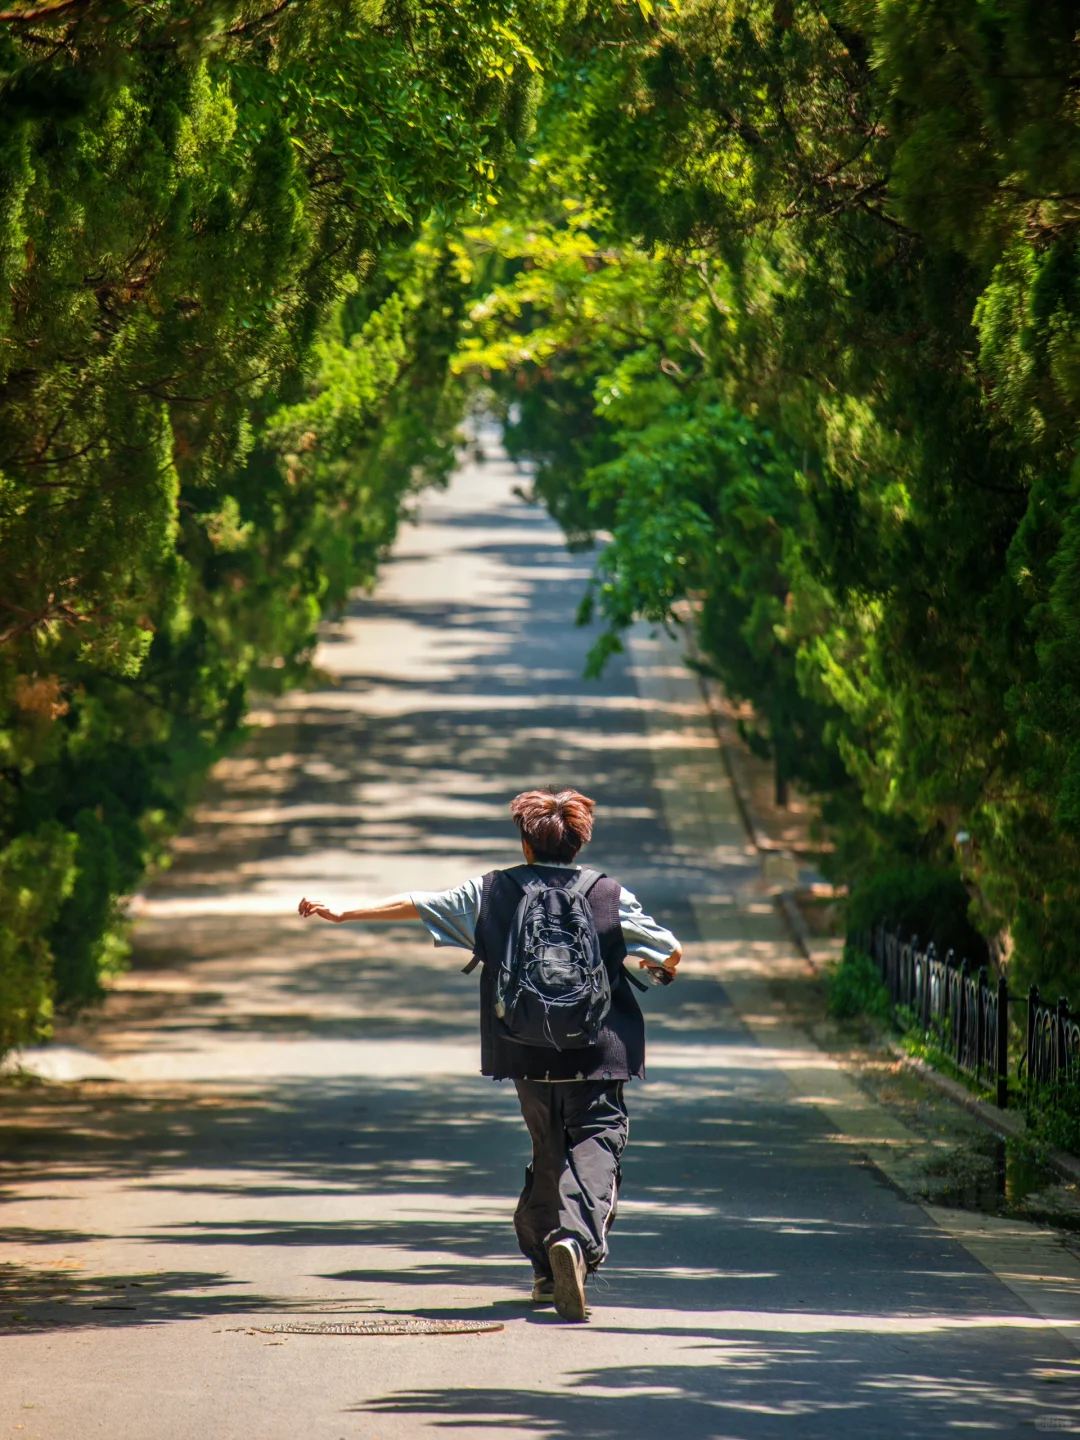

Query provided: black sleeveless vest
[472,865,645,1081]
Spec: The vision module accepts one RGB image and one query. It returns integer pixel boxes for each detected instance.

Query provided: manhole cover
[256,1318,504,1337]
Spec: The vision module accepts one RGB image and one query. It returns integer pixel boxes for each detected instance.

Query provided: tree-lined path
[3,437,1079,1437]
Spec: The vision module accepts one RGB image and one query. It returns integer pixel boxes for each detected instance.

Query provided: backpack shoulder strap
[565,866,603,899]
[503,864,544,894]
[464,866,547,975]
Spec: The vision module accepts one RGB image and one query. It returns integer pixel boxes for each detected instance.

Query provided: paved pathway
[3,435,1080,1437]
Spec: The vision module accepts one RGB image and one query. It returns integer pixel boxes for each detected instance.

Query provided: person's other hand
[638,944,682,976]
[298,898,343,922]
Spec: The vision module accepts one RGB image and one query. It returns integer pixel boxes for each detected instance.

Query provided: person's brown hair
[509,788,596,864]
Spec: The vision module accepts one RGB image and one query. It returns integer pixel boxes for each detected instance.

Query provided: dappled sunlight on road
[4,435,1079,1438]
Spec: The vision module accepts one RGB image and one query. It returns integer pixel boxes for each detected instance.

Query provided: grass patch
[1022,1080,1080,1159]
[898,1029,999,1102]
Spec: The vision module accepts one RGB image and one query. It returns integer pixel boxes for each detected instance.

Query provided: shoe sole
[549,1241,587,1323]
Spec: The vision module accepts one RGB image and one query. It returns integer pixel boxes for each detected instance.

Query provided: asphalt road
[3,432,1079,1438]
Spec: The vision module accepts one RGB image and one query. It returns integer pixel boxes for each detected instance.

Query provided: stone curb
[687,666,776,854]
[684,642,817,964]
[777,889,816,966]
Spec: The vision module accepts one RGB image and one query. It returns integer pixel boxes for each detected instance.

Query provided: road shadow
[4,456,1078,1436]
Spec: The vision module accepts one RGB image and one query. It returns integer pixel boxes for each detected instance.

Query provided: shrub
[825,942,892,1022]
[0,824,78,1053]
[1024,1081,1080,1160]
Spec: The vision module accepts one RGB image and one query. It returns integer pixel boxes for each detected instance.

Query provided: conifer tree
[457,0,1080,993]
[0,0,560,1047]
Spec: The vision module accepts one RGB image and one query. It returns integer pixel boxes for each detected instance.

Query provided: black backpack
[493,866,611,1050]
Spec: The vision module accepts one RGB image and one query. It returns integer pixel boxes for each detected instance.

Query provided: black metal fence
[1024,986,1080,1093]
[867,922,1080,1109]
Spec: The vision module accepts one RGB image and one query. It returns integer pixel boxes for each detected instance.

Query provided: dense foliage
[7,0,1080,1051]
[0,0,560,1051]
[455,0,1080,995]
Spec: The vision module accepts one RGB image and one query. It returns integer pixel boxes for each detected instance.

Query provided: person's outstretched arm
[298,896,419,924]
[298,877,484,949]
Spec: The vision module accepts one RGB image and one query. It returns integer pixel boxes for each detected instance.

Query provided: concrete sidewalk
[3,434,1079,1438]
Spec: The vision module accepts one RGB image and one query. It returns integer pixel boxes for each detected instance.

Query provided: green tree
[0,0,562,1050]
[456,0,1080,994]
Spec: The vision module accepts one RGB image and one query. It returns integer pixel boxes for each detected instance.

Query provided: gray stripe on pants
[513,1078,629,1274]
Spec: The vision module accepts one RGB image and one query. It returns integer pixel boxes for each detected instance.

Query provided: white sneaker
[549,1237,587,1322]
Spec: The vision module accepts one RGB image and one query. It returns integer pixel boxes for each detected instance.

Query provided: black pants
[513,1078,629,1276]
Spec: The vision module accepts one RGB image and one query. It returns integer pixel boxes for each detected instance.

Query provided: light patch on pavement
[588,1306,1080,1336]
[10,1038,482,1083]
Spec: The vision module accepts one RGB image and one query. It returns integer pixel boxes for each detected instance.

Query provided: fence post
[996,973,1008,1109]
[944,949,955,1053]
[911,936,920,1026]
[886,931,895,1005]
[1058,997,1070,1089]
[921,941,932,1034]
[976,965,987,1076]
[957,957,969,1065]
[1028,984,1039,1095]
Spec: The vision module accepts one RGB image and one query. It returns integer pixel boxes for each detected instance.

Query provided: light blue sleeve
[619,887,679,965]
[410,877,485,951]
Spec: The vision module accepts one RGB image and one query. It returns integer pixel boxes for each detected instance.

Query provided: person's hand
[298,898,343,923]
[638,945,682,978]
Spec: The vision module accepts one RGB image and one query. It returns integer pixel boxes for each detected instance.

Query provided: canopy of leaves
[455,0,1080,994]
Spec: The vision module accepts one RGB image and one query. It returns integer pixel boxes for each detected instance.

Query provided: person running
[298,786,682,1323]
